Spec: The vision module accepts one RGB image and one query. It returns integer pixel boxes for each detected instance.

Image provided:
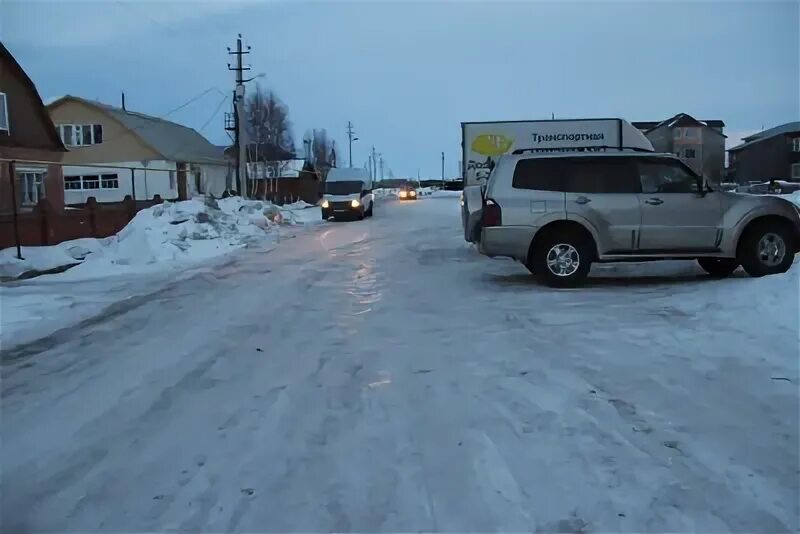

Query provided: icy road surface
[2,194,798,532]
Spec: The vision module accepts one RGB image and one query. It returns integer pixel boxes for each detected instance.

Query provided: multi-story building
[633,113,726,184]
[727,122,800,184]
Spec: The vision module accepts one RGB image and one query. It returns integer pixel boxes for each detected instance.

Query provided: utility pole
[441,151,445,188]
[379,156,384,181]
[228,34,251,197]
[371,146,377,183]
[346,121,358,168]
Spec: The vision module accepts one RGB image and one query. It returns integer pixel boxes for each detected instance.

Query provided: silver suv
[478,151,800,287]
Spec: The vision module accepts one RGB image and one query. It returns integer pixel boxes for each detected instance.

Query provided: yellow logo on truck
[471,134,514,156]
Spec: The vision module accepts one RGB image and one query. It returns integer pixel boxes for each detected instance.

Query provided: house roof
[729,121,800,152]
[47,95,225,165]
[634,114,726,136]
[0,43,66,152]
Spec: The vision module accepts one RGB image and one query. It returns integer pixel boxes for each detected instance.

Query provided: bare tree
[305,128,334,180]
[245,85,295,196]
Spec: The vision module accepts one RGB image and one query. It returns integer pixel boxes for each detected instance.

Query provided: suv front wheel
[529,229,593,288]
[738,221,795,277]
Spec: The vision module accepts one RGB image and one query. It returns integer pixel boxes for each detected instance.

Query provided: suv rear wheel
[697,258,739,278]
[738,221,795,277]
[529,228,593,288]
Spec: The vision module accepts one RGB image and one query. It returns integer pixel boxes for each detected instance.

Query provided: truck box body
[461,118,653,187]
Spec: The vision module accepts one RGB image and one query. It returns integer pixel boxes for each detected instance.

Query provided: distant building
[0,43,67,213]
[47,95,228,203]
[633,114,726,184]
[727,122,800,183]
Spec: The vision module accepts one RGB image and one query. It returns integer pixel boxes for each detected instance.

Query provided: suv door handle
[645,198,664,206]
[575,196,591,204]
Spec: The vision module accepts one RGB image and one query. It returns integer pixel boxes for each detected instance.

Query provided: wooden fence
[0,195,165,249]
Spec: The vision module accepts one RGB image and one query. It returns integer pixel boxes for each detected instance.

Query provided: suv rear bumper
[479,226,536,261]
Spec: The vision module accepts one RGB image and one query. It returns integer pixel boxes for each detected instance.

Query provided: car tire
[529,228,593,288]
[738,221,796,277]
[366,203,373,217]
[697,258,739,278]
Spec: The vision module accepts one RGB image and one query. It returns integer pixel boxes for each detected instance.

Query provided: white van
[321,168,375,220]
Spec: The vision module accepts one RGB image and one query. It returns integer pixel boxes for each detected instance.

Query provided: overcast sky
[2,0,798,177]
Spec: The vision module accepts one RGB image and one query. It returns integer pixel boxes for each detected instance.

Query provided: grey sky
[2,0,798,178]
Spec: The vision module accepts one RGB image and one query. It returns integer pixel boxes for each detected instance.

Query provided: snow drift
[0,198,321,280]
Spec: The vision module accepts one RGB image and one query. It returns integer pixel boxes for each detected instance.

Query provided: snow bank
[0,198,322,281]
[0,239,104,280]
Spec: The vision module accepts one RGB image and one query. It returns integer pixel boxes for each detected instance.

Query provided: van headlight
[321,200,329,208]
[351,199,360,208]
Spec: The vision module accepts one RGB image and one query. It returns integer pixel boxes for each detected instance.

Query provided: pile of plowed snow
[0,198,321,280]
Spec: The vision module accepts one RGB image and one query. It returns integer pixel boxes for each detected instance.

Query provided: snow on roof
[729,122,800,152]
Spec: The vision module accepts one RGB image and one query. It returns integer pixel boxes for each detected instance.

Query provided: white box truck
[321,167,375,221]
[460,118,654,242]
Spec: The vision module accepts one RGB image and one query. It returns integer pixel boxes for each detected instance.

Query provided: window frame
[64,174,121,191]
[100,173,119,189]
[0,92,8,133]
[57,123,103,146]
[17,168,47,206]
[792,163,800,180]
[673,128,682,139]
[636,157,702,195]
[684,148,697,159]
[792,137,800,153]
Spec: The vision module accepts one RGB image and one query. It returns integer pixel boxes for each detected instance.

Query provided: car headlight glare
[321,200,329,208]
[351,199,360,208]
[400,191,407,197]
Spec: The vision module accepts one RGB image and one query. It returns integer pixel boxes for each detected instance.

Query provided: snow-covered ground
[1,198,322,348]
[1,193,797,532]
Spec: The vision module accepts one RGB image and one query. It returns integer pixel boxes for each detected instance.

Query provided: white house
[47,95,229,204]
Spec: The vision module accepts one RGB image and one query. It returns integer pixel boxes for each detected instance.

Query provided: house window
[685,148,697,158]
[684,128,698,139]
[82,175,100,189]
[64,174,118,190]
[792,138,800,152]
[17,170,46,206]
[57,123,103,146]
[0,92,8,132]
[100,173,119,189]
[673,128,682,139]
[64,176,83,190]
[792,163,800,180]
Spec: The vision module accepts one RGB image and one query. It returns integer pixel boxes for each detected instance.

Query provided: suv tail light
[482,199,502,227]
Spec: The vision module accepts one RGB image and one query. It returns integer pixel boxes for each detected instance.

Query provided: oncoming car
[399,187,418,200]
[321,168,374,220]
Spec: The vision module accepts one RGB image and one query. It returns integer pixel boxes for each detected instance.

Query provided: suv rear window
[512,159,566,191]
[563,158,640,194]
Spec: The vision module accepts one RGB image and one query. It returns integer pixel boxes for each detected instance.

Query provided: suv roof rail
[511,145,654,155]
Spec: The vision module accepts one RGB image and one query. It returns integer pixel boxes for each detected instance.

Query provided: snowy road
[2,194,798,532]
